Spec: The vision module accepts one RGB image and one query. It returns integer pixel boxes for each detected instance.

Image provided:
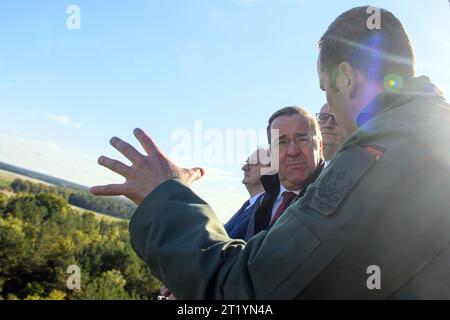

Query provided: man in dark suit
[224,148,268,240]
[245,107,325,239]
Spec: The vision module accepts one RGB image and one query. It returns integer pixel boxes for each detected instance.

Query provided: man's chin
[285,170,308,183]
[283,177,307,191]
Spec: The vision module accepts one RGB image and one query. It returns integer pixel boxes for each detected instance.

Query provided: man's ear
[338,62,357,98]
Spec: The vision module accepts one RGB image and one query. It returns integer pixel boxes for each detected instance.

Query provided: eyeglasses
[274,134,315,151]
[316,113,336,124]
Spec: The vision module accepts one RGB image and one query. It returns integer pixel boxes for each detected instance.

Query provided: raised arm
[91,128,355,299]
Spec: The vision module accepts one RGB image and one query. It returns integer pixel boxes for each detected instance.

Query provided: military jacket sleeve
[129,145,379,300]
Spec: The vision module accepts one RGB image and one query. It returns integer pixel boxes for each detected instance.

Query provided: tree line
[10,179,135,220]
[0,191,161,300]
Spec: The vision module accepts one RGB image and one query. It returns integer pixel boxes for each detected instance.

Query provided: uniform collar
[279,184,302,197]
[356,76,445,128]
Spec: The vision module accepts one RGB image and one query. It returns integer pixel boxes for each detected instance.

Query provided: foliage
[0,192,160,300]
[10,179,135,219]
[0,193,7,212]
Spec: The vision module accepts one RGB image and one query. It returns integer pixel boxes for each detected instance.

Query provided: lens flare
[383,73,404,92]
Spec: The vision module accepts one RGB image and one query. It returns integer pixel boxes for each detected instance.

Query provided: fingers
[98,156,131,177]
[134,128,162,156]
[186,167,205,184]
[90,184,126,197]
[192,167,205,179]
[160,286,177,300]
[160,286,170,296]
[110,137,142,163]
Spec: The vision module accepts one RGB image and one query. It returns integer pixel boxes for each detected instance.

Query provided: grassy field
[0,169,125,223]
[0,169,53,187]
[0,170,14,189]
[0,179,10,189]
[70,205,125,223]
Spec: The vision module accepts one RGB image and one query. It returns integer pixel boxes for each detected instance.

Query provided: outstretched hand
[90,128,204,205]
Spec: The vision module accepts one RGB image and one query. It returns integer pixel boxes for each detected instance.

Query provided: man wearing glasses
[316,103,345,162]
[92,6,450,299]
[245,107,325,237]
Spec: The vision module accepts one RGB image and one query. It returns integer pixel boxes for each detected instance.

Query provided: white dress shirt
[248,192,265,208]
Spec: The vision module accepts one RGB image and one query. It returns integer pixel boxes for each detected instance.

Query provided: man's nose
[324,116,336,127]
[287,141,301,157]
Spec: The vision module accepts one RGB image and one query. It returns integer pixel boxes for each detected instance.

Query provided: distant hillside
[0,161,136,220]
[0,161,88,190]
[0,169,53,187]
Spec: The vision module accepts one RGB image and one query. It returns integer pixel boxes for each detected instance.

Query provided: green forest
[10,179,136,219]
[0,179,161,300]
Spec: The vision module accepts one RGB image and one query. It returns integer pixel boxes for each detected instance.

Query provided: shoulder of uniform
[303,144,382,216]
[363,145,384,161]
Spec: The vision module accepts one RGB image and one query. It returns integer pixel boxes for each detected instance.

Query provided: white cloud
[0,132,119,188]
[0,82,12,89]
[46,114,82,129]
[94,40,102,48]
[47,114,70,124]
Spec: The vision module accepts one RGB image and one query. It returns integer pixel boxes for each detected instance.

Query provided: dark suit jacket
[245,162,325,239]
[224,194,265,240]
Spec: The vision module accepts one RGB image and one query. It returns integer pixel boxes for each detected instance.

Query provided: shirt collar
[278,184,301,199]
[248,192,264,207]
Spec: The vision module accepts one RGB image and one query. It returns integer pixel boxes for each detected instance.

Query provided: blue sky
[1,0,449,221]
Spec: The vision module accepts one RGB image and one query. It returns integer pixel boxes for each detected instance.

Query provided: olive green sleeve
[129,179,254,299]
[129,178,350,300]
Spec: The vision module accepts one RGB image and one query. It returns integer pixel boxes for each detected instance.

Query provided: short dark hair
[319,6,415,87]
[267,106,320,143]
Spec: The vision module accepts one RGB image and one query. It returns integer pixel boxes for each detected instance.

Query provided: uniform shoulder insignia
[305,145,379,216]
[364,146,384,161]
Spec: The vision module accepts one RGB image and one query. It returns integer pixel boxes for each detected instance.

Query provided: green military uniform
[130,76,450,299]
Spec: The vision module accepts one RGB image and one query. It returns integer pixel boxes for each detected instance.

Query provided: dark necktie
[270,192,297,227]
